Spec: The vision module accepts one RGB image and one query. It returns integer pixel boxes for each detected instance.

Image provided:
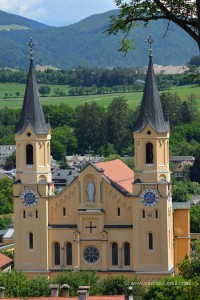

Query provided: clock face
[21,189,38,207]
[141,189,159,207]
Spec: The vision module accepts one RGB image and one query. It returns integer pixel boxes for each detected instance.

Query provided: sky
[0,0,118,27]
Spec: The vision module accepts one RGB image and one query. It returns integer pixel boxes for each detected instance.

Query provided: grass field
[0,83,199,110]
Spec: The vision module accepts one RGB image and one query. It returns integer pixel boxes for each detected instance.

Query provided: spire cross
[26,37,37,60]
[145,34,153,56]
[87,146,94,161]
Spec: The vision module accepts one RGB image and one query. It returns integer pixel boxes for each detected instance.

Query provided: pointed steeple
[14,38,50,134]
[134,37,169,133]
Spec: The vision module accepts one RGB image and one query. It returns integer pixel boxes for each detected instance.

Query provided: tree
[51,125,78,160]
[4,151,16,170]
[0,215,12,230]
[107,97,131,155]
[53,271,102,296]
[172,179,190,202]
[101,276,144,299]
[98,143,117,157]
[107,1,200,51]
[188,55,200,66]
[0,270,28,297]
[143,276,188,300]
[22,276,51,297]
[74,102,107,154]
[15,91,20,98]
[39,85,51,97]
[43,103,76,128]
[190,205,200,233]
[189,155,200,183]
[0,177,13,214]
[180,100,197,125]
[177,240,200,280]
[181,276,200,300]
[160,92,182,127]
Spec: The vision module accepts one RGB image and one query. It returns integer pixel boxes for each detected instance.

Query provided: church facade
[13,45,190,281]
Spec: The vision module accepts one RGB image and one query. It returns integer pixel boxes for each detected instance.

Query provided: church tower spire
[14,37,50,135]
[14,38,53,273]
[134,36,169,133]
[132,37,173,275]
[14,37,52,185]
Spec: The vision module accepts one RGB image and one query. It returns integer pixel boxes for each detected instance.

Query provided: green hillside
[0,9,198,69]
[0,10,51,29]
[0,83,199,111]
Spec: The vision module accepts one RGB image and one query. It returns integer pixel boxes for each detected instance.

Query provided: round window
[83,245,100,263]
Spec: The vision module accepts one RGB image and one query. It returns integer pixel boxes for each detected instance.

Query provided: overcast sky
[0,0,118,27]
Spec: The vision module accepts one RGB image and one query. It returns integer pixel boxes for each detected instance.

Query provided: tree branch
[154,0,198,45]
[196,0,200,50]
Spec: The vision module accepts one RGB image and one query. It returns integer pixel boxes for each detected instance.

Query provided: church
[13,39,190,281]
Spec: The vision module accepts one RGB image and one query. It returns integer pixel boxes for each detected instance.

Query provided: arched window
[54,242,60,265]
[26,144,33,165]
[148,233,153,250]
[29,232,33,249]
[66,242,72,265]
[124,242,130,266]
[146,143,153,164]
[112,243,118,266]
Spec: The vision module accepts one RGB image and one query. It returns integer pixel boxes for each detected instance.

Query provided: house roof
[52,169,77,181]
[173,202,190,210]
[3,228,14,239]
[0,252,12,268]
[14,59,50,135]
[133,55,169,133]
[96,159,134,194]
[170,156,195,162]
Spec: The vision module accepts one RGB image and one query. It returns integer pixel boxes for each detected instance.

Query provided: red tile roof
[96,159,134,193]
[0,252,12,268]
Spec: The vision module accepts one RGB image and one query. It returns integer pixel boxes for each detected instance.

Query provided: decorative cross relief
[85,221,97,233]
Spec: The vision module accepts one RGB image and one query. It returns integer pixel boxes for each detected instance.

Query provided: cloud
[0,0,117,26]
[0,0,21,11]
[0,0,47,19]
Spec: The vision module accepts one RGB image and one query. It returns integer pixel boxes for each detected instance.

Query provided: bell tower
[14,38,53,273]
[132,36,174,274]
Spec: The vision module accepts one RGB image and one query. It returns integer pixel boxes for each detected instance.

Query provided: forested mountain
[0,10,51,29]
[0,9,198,70]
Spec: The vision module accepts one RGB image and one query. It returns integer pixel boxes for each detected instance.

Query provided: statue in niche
[87,180,95,202]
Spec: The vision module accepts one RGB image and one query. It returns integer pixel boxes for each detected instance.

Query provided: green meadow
[0,83,199,110]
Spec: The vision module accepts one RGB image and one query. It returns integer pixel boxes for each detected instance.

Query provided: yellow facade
[13,55,190,281]
[13,122,190,280]
[173,206,190,273]
[132,124,174,275]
